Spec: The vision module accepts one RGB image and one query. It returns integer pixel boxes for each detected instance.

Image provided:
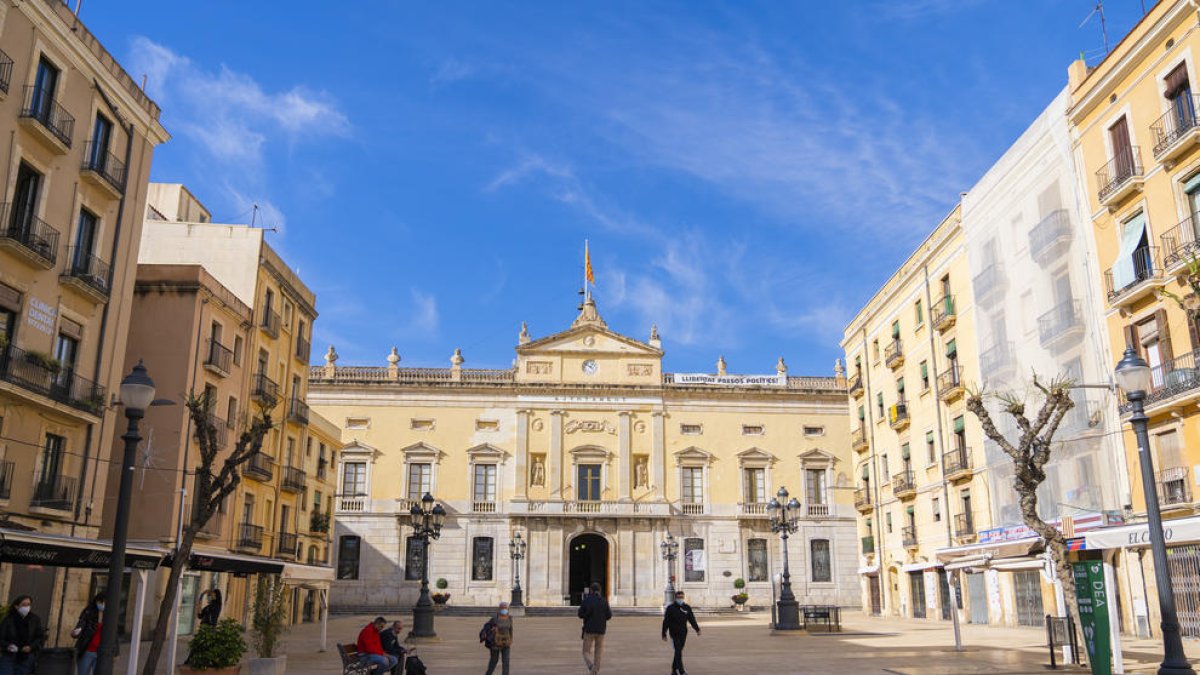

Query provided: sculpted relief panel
[565,419,617,435]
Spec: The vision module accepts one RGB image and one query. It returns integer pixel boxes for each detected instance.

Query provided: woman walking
[482,602,514,675]
[70,593,105,675]
[0,596,43,675]
[197,588,222,627]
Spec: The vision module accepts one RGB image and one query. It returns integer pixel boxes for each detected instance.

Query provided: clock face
[582,359,598,375]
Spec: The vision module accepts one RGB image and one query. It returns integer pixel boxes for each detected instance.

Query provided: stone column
[515,409,530,499]
[652,411,666,501]
[550,411,565,498]
[618,411,633,500]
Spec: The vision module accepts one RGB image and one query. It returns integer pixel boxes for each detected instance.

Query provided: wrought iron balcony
[1037,299,1083,350]
[251,372,279,407]
[943,447,973,482]
[1161,212,1200,269]
[888,402,910,431]
[884,339,904,369]
[1,203,60,268]
[902,525,918,548]
[281,465,307,493]
[19,85,74,150]
[277,531,299,558]
[1029,209,1073,264]
[288,397,309,425]
[237,522,264,551]
[0,49,11,94]
[892,470,916,499]
[260,307,280,339]
[937,366,964,402]
[852,427,868,453]
[954,513,976,539]
[979,341,1015,379]
[848,372,863,397]
[973,263,1007,304]
[1118,349,1200,414]
[0,460,11,500]
[0,344,106,415]
[853,488,872,512]
[31,475,77,511]
[62,247,111,300]
[861,535,875,555]
[203,414,229,449]
[204,339,233,376]
[241,451,274,482]
[295,336,310,363]
[1151,97,1200,162]
[931,295,956,331]
[80,142,127,195]
[1104,246,1163,305]
[1159,466,1193,507]
[1096,146,1144,205]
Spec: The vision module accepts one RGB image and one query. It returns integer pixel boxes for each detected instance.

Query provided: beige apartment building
[0,0,168,645]
[309,298,860,611]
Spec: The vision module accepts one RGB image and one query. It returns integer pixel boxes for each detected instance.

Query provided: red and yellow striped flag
[585,241,595,285]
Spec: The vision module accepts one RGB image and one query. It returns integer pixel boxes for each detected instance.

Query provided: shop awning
[857,565,879,575]
[1083,515,1200,550]
[989,556,1047,572]
[0,529,163,569]
[165,549,285,575]
[935,535,1040,563]
[943,554,992,571]
[901,561,942,572]
[281,562,335,590]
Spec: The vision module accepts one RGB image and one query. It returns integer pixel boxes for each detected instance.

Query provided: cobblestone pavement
[113,610,1199,674]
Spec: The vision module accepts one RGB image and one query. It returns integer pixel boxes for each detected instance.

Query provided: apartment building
[0,0,168,644]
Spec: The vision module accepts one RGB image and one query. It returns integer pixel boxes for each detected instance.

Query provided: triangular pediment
[736,447,777,466]
[467,443,508,461]
[401,442,443,461]
[674,446,715,466]
[518,324,662,357]
[798,448,838,465]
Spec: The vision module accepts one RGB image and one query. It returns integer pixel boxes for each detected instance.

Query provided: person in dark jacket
[71,593,105,675]
[197,589,222,627]
[379,620,408,673]
[662,591,701,675]
[0,596,44,675]
[576,582,611,675]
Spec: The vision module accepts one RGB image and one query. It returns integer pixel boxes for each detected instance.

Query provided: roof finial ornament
[777,357,788,375]
[387,347,400,366]
[324,345,338,367]
[451,348,464,367]
[717,355,727,376]
[648,324,661,349]
[834,358,846,385]
[571,295,608,329]
[519,321,531,345]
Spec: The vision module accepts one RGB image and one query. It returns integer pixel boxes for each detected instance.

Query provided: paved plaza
[110,610,1199,674]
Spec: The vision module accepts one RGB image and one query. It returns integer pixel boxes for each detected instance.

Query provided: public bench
[799,605,842,632]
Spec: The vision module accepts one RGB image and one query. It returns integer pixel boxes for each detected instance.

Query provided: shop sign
[0,539,160,569]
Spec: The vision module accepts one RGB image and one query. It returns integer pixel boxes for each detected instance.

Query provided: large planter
[247,656,286,675]
[178,667,241,675]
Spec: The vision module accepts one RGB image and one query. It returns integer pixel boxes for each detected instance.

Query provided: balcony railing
[81,141,127,193]
[852,427,868,452]
[1096,146,1143,203]
[861,535,875,555]
[251,372,279,406]
[237,522,264,551]
[0,460,11,500]
[848,372,863,397]
[853,488,872,511]
[63,247,111,298]
[0,345,106,415]
[0,49,11,94]
[204,414,229,449]
[807,502,830,518]
[281,465,307,492]
[1161,212,1200,268]
[1037,300,1082,349]
[973,263,1006,302]
[892,470,916,498]
[277,531,299,558]
[944,447,973,479]
[1105,246,1161,303]
[888,402,909,430]
[884,339,904,368]
[295,336,310,363]
[1029,209,1073,262]
[31,475,77,511]
[1151,97,1200,158]
[204,339,233,375]
[260,307,280,339]
[1,203,61,267]
[954,513,975,538]
[1159,466,1193,506]
[241,452,274,482]
[288,397,309,425]
[680,501,705,516]
[20,85,74,148]
[337,495,366,513]
[931,295,956,331]
[741,502,768,515]
[1118,349,1200,413]
[979,341,1015,377]
[902,525,918,548]
[472,501,497,513]
[937,366,963,401]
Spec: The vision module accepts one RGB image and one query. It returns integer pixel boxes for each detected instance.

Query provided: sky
[82,0,1151,376]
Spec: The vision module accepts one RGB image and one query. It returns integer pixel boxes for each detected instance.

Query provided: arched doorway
[569,533,609,606]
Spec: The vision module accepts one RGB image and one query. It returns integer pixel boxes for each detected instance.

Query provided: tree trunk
[141,529,196,675]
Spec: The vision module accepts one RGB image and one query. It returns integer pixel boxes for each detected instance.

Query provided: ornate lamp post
[660,533,679,606]
[409,492,446,639]
[509,530,527,607]
[767,486,802,631]
[1115,347,1196,675]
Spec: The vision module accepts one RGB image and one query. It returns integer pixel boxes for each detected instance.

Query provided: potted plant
[248,576,289,675]
[310,510,330,533]
[180,618,246,674]
[731,578,749,611]
[431,578,450,606]
[24,350,60,372]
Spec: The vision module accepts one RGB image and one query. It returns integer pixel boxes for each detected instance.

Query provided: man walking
[662,591,700,675]
[577,582,612,674]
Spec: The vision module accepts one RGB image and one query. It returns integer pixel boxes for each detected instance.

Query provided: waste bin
[34,647,74,675]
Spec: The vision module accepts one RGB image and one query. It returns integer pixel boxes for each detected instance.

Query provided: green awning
[901,444,910,459]
[926,431,934,443]
[946,339,957,357]
[858,405,865,420]
[906,505,915,515]
[892,322,900,338]
[861,466,869,479]
[920,362,928,378]
[954,416,965,433]
[897,377,905,392]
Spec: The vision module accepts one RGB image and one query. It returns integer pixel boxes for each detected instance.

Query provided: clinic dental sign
[1073,561,1112,675]
[671,373,785,386]
[24,297,56,336]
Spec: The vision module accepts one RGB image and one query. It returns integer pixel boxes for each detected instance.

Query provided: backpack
[479,620,496,648]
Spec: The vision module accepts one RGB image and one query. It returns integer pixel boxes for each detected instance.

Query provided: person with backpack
[577,582,611,675]
[70,593,105,675]
[480,602,513,675]
[662,590,701,675]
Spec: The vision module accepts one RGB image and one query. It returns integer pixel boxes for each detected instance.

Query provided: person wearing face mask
[661,591,700,675]
[0,596,43,675]
[481,602,513,675]
[70,593,105,675]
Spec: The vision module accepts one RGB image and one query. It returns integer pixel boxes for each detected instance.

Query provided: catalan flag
[585,240,595,285]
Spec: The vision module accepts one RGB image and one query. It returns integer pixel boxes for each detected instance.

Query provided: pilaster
[652,411,666,501]
[549,410,566,498]
[618,411,633,500]
[516,409,531,498]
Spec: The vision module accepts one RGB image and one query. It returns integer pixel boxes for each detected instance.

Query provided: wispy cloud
[430,58,475,86]
[870,0,988,21]
[405,289,440,340]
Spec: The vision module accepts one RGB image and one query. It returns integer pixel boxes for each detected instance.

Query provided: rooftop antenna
[250,203,259,228]
[1081,1,1110,55]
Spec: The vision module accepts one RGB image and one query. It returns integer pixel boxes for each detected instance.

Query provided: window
[313,490,322,512]
[242,493,255,525]
[472,537,494,581]
[283,301,293,328]
[286,437,296,468]
[920,361,929,390]
[857,405,865,425]
[810,539,831,583]
[680,424,702,435]
[31,57,60,117]
[407,463,432,501]
[410,419,434,430]
[1164,62,1194,126]
[226,397,238,427]
[886,512,893,533]
[683,538,705,582]
[741,425,764,435]
[345,417,370,430]
[896,377,905,401]
[872,339,880,362]
[881,454,889,478]
[953,416,966,451]
[577,464,602,501]
[475,419,499,432]
[915,299,924,326]
[337,535,360,580]
[341,461,367,496]
[932,497,942,522]
[38,433,65,487]
[926,431,936,464]
[89,113,113,169]
[743,468,766,503]
[74,209,98,270]
[233,335,243,366]
[876,393,884,419]
[803,426,824,436]
[901,443,911,470]
[891,320,900,340]
[805,469,826,505]
[747,539,769,582]
[681,467,703,504]
[473,464,497,503]
[404,537,424,581]
[11,163,43,238]
[54,332,79,384]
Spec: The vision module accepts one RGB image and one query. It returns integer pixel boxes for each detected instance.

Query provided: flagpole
[585,239,590,302]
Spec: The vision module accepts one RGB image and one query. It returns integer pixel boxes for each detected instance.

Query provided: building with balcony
[309,297,858,610]
[0,0,168,646]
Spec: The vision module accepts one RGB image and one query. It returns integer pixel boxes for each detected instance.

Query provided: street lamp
[408,492,445,639]
[96,362,156,675]
[1115,347,1196,675]
[660,533,679,606]
[767,486,802,631]
[509,530,526,608]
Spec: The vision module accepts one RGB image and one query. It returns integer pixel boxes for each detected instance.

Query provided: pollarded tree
[140,391,274,675]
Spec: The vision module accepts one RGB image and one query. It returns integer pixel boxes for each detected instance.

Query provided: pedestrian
[481,602,514,675]
[577,582,611,675]
[662,590,700,675]
[70,593,105,675]
[197,588,222,627]
[355,617,397,672]
[0,596,43,675]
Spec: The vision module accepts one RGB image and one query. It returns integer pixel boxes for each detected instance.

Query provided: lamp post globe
[769,486,802,631]
[409,493,444,641]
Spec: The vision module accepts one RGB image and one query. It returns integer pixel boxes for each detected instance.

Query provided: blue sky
[86,0,1148,375]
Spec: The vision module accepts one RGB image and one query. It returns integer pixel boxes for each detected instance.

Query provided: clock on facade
[582,359,598,375]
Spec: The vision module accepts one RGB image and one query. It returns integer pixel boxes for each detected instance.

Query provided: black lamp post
[509,530,526,607]
[409,492,445,639]
[660,533,679,606]
[96,362,157,675]
[768,486,802,631]
[1115,347,1196,675]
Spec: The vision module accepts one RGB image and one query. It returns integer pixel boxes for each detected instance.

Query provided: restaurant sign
[0,538,160,569]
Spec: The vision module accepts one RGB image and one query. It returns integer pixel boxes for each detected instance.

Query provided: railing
[954,513,975,538]
[316,458,327,480]
[847,372,862,396]
[931,295,956,330]
[937,366,963,399]
[884,339,903,367]
[0,460,11,499]
[282,465,307,492]
[260,307,280,338]
[277,531,299,558]
[295,336,310,362]
[81,141,127,191]
[1029,209,1072,260]
[807,502,829,518]
[1037,300,1082,347]
[251,372,279,405]
[1104,246,1161,302]
[204,339,233,374]
[63,247,111,297]
[1,203,61,265]
[565,500,605,514]
[1161,213,1200,268]
[892,470,916,495]
[741,502,768,515]
[337,495,366,512]
[31,475,77,511]
[288,397,309,424]
[20,85,75,147]
[888,402,909,429]
[979,341,1014,376]
[1096,146,1143,202]
[973,262,1006,299]
[681,501,705,516]
[944,447,972,476]
[851,427,868,451]
[902,525,917,548]
[1159,466,1193,506]
[204,414,229,449]
[853,488,872,510]
[237,523,264,550]
[241,452,274,481]
[196,505,223,538]
[861,535,875,555]
[0,344,106,415]
[1151,97,1200,156]
[1118,349,1200,413]
[0,49,11,94]
[472,501,497,513]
